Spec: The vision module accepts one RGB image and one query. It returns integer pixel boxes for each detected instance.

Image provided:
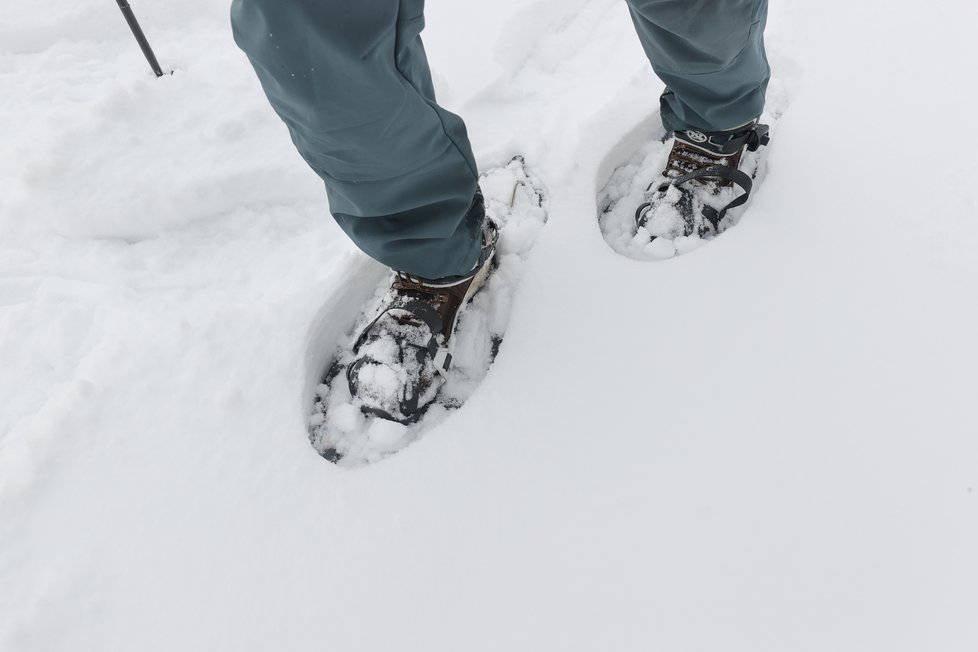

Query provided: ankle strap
[676,122,770,157]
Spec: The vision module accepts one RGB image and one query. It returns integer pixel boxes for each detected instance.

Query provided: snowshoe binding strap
[347,352,428,423]
[676,122,770,157]
[666,164,755,229]
[346,298,452,424]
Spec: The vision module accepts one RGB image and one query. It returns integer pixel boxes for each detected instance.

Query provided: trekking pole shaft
[115,0,164,77]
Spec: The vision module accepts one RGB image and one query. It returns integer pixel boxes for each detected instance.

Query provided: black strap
[346,354,425,423]
[678,122,770,156]
[669,164,755,228]
[346,297,452,423]
[352,298,444,355]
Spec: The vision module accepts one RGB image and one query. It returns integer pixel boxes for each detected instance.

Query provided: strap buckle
[431,347,453,375]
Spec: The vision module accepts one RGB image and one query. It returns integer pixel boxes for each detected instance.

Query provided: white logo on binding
[686,130,708,143]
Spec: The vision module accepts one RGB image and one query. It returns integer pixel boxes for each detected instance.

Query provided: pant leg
[625,0,770,133]
[231,0,481,279]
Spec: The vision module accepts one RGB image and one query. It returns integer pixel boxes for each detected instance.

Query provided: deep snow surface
[2,1,978,650]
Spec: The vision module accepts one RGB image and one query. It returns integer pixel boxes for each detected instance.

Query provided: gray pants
[231,0,770,279]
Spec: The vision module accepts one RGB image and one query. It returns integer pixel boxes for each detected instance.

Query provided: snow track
[3,1,978,651]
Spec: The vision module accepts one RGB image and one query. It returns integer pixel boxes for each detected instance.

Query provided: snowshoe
[309,156,547,467]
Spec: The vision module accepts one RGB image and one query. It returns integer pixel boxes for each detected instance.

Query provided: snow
[3,0,978,650]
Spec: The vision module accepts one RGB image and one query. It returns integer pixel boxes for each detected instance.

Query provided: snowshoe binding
[635,120,770,241]
[309,156,547,467]
[346,210,499,425]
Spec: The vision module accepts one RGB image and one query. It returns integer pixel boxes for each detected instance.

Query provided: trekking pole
[115,0,165,77]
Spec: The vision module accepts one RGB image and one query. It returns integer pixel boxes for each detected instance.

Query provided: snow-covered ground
[2,0,977,650]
